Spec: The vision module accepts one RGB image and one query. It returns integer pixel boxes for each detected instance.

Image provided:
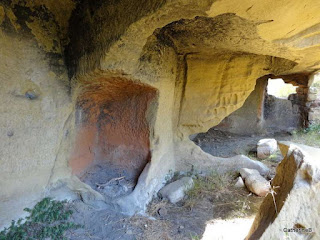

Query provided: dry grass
[185,172,263,219]
[129,216,173,240]
[291,124,320,148]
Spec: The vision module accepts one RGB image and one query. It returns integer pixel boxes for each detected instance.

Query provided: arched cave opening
[267,78,297,99]
[69,77,157,200]
[192,75,308,158]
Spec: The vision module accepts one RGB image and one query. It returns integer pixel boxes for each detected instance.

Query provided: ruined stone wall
[307,73,320,125]
[263,94,301,132]
[215,75,311,135]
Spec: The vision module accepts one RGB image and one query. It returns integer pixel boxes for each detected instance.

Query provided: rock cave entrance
[193,75,308,158]
[69,77,157,200]
[267,78,297,99]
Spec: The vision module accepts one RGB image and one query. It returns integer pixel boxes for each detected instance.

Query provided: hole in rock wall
[264,78,302,132]
[267,78,297,99]
[193,76,305,158]
[69,77,157,200]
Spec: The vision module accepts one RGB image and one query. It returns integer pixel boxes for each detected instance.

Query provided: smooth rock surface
[159,177,194,203]
[247,142,320,240]
[257,139,278,159]
[235,177,245,188]
[240,168,270,197]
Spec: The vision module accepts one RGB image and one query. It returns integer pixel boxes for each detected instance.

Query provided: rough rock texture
[240,168,270,197]
[2,0,320,227]
[70,75,156,178]
[175,141,270,176]
[159,177,194,204]
[216,77,268,135]
[246,142,320,240]
[307,73,320,125]
[217,77,304,135]
[0,12,73,228]
[257,139,278,159]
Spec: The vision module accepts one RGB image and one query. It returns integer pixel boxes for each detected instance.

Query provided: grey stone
[157,207,167,216]
[235,176,245,188]
[25,90,39,100]
[7,130,14,137]
[159,177,194,203]
[240,168,270,197]
[257,139,277,159]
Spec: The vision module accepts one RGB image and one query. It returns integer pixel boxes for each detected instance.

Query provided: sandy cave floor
[65,129,298,240]
[80,162,137,202]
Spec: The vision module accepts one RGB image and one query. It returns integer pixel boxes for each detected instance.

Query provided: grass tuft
[292,124,320,148]
[185,172,262,219]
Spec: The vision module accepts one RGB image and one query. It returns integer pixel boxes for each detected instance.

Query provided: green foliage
[0,198,81,240]
[190,233,201,240]
[292,124,320,147]
[304,123,320,133]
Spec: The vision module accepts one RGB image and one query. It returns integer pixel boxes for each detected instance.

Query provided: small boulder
[240,168,270,197]
[235,176,245,188]
[257,139,277,159]
[159,177,194,203]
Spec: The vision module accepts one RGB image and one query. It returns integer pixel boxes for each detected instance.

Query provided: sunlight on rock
[202,218,254,240]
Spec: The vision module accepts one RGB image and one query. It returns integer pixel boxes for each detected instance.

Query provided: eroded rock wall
[0,2,73,228]
[216,77,268,135]
[0,38,71,228]
[216,76,304,135]
[2,0,320,226]
[70,76,156,179]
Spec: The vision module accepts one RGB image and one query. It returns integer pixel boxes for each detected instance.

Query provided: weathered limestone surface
[2,0,320,227]
[247,142,320,240]
[0,27,72,227]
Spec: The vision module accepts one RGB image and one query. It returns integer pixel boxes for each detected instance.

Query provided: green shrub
[304,123,320,133]
[0,198,81,240]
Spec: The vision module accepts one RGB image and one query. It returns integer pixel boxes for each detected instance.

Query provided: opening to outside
[267,78,297,99]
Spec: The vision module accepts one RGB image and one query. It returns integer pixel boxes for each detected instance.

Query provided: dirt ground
[66,178,262,240]
[65,129,304,240]
[192,128,293,158]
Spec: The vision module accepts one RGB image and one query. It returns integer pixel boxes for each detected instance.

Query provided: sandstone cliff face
[1,0,320,227]
[0,0,74,227]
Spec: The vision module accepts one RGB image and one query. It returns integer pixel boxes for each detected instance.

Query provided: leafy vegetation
[0,198,81,240]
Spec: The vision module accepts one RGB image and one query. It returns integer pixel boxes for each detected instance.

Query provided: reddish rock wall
[69,77,156,178]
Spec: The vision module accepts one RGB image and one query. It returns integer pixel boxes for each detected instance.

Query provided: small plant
[268,153,279,162]
[292,124,320,147]
[304,123,320,133]
[190,233,201,240]
[0,198,81,240]
[185,171,234,209]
